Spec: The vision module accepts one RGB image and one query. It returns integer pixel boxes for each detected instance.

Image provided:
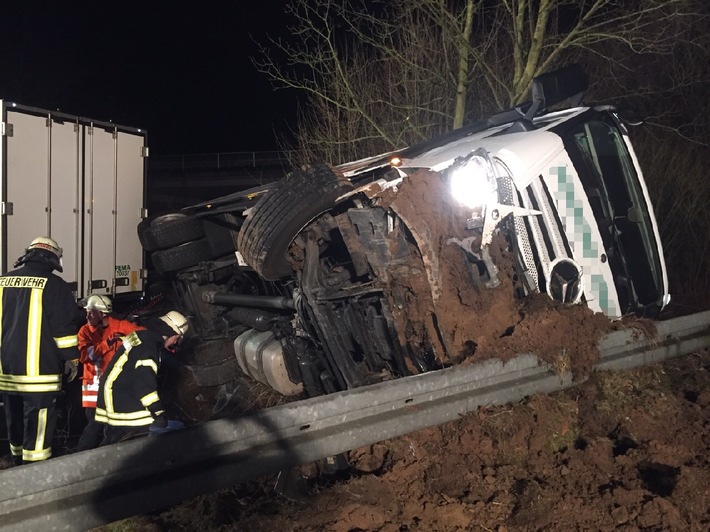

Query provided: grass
[551,348,572,379]
[594,365,666,416]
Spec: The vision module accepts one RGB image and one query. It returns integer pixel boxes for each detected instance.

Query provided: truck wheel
[137,218,158,252]
[142,213,205,252]
[237,162,354,280]
[151,238,212,273]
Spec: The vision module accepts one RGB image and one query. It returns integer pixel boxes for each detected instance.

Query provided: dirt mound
[145,349,710,531]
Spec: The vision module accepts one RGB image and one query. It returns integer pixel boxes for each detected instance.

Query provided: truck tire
[141,213,205,252]
[137,218,158,252]
[237,162,354,280]
[151,238,212,273]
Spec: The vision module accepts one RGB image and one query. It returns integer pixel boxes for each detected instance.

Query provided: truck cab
[138,65,669,398]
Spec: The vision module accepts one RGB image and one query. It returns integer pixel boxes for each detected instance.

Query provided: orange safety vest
[78,316,143,408]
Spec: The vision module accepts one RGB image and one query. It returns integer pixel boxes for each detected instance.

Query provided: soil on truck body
[376,169,616,378]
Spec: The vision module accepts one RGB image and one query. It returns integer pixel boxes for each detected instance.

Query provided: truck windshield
[563,113,665,315]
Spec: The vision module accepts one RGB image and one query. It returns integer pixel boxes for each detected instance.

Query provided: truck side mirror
[526,64,588,119]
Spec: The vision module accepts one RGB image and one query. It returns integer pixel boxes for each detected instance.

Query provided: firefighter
[96,311,189,445]
[76,294,144,451]
[0,236,80,464]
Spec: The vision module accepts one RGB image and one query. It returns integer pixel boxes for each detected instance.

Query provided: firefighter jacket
[0,262,79,394]
[78,317,143,408]
[95,329,167,427]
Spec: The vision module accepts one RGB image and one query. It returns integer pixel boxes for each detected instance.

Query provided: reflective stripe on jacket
[0,264,79,393]
[95,329,166,427]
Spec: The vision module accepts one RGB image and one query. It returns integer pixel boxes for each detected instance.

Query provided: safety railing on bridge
[149,151,296,172]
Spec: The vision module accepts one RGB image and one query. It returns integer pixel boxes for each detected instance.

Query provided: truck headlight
[449,148,498,209]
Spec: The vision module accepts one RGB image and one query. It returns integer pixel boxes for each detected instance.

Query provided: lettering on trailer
[0,276,47,289]
[115,265,131,278]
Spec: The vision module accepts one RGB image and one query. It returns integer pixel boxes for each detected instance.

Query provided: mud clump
[384,169,615,379]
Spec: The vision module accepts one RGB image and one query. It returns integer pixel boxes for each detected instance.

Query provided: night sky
[0,2,299,155]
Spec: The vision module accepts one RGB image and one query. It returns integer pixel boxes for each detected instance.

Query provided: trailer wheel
[151,238,212,273]
[237,162,354,280]
[140,213,205,252]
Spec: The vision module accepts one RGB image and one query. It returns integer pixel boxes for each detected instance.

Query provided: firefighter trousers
[2,392,57,462]
[76,408,105,451]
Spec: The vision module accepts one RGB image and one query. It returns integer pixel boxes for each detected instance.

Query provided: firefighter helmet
[81,294,113,314]
[159,311,190,336]
[15,236,64,272]
[28,236,63,259]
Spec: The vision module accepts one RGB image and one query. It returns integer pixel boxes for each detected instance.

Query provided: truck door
[84,125,145,297]
[2,107,81,293]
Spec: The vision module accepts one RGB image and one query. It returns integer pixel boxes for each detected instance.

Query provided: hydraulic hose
[202,290,295,310]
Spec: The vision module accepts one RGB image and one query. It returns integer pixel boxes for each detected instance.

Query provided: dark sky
[0,2,299,155]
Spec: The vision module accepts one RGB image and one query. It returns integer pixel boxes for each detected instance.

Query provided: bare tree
[254,0,703,165]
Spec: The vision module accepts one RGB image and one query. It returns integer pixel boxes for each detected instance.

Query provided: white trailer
[0,100,147,300]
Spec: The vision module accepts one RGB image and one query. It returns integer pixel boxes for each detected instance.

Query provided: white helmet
[15,236,64,272]
[159,311,190,336]
[82,294,113,314]
[28,236,63,259]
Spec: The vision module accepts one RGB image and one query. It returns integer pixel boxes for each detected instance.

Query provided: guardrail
[0,310,708,531]
[149,151,296,171]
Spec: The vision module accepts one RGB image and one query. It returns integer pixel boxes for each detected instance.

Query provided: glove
[152,412,168,429]
[64,359,79,382]
[107,332,123,348]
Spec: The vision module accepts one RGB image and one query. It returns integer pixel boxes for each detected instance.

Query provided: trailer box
[0,100,147,299]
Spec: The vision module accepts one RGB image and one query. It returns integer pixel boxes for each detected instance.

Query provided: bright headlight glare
[449,151,498,209]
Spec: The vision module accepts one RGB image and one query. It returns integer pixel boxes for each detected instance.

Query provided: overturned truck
[139,65,669,398]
